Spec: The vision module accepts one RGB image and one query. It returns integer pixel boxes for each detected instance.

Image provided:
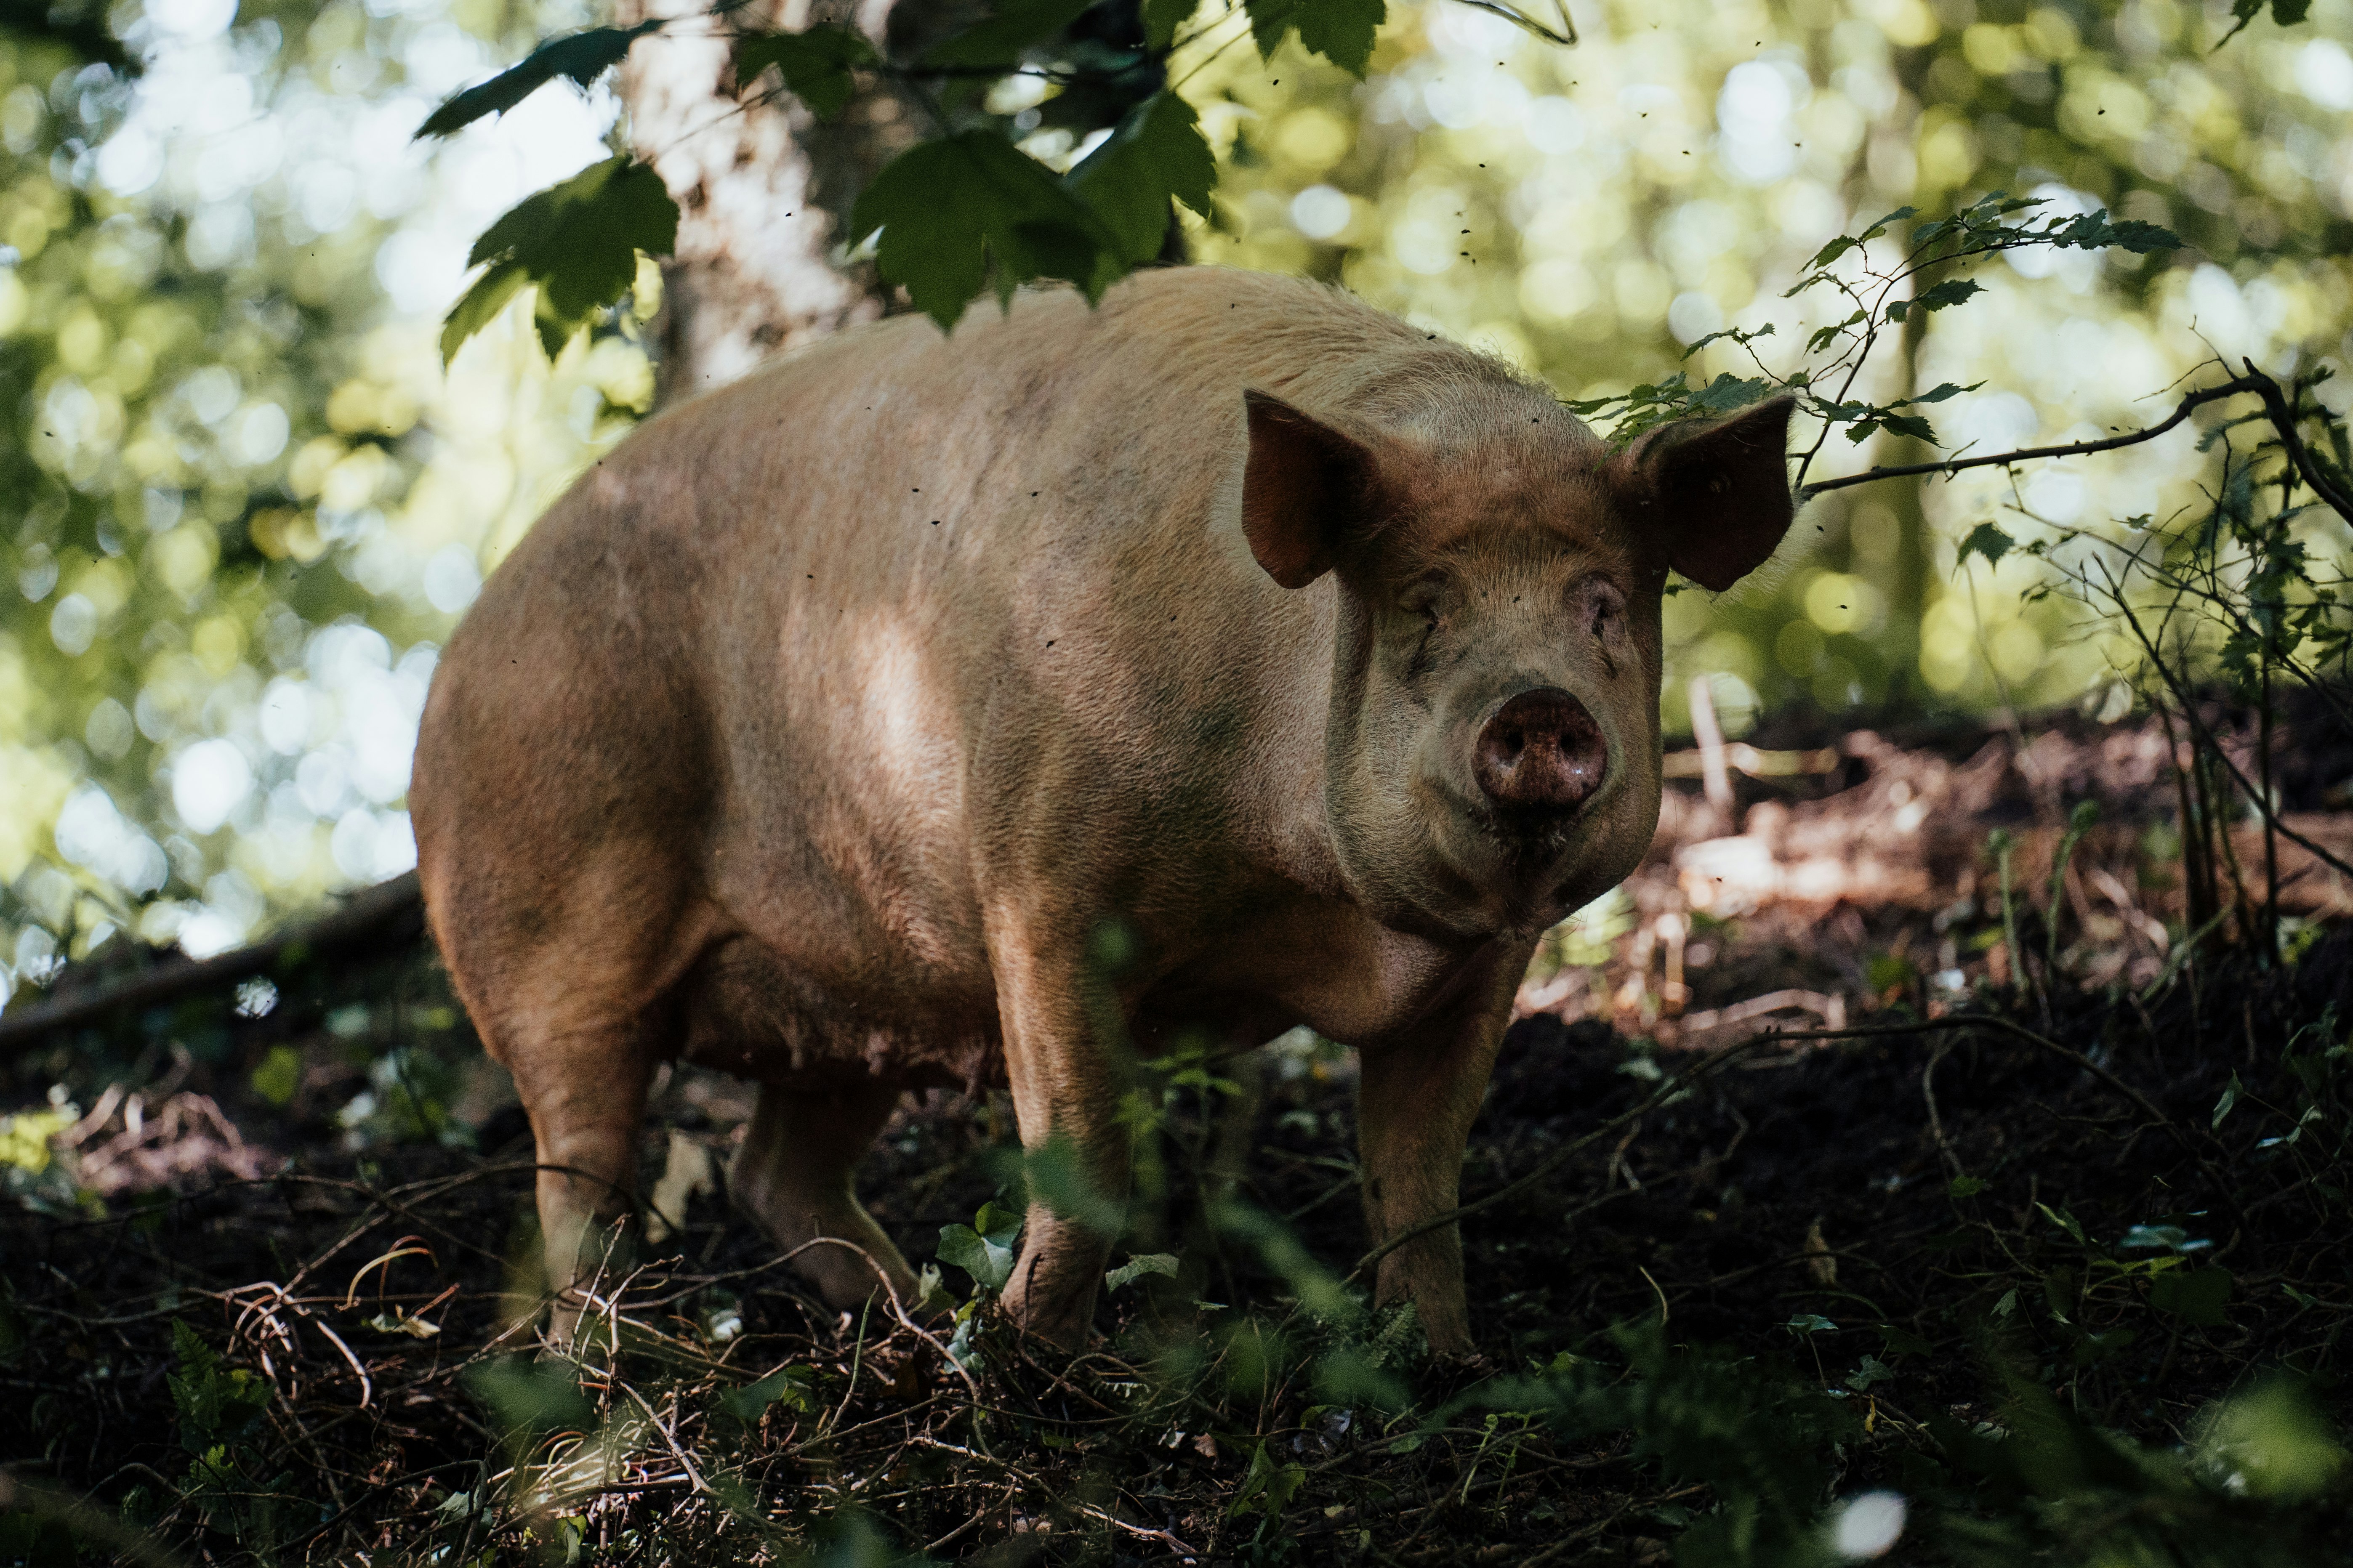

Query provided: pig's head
[1241,377,1795,940]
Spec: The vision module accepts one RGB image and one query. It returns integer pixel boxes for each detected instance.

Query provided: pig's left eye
[1572,576,1628,677]
[1570,577,1629,656]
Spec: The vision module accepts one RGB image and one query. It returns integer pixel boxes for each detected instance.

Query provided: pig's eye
[1569,576,1629,675]
[1402,576,1445,679]
[1400,575,1445,624]
[1571,576,1626,640]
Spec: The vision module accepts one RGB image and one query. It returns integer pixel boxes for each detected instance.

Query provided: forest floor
[2,697,2350,1566]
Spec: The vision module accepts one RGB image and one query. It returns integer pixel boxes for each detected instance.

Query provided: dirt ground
[2,701,2349,1565]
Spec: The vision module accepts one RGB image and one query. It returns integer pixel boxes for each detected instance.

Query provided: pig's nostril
[1474,687,1608,816]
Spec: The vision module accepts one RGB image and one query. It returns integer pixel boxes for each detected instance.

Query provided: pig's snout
[1474,688,1608,817]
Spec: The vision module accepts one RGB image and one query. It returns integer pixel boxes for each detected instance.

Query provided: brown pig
[408,266,1794,1354]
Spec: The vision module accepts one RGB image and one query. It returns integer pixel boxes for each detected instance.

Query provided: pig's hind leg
[425,845,717,1347]
[729,1077,923,1314]
[508,1014,657,1346]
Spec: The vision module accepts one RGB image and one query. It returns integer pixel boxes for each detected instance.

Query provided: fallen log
[0,871,425,1058]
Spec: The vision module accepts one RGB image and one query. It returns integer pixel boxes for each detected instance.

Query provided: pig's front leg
[988,908,1133,1350]
[1355,943,1528,1357]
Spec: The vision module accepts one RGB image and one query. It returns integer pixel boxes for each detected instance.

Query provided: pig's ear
[1606,394,1797,593]
[1241,389,1378,590]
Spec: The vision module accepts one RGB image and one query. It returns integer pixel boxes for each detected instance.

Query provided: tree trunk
[614,0,937,403]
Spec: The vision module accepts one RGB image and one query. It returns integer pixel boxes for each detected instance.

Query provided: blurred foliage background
[1,0,2349,991]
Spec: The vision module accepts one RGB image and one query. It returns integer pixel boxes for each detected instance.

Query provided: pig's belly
[670,931,1004,1089]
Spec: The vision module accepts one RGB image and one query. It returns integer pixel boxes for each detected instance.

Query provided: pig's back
[687,268,1442,912]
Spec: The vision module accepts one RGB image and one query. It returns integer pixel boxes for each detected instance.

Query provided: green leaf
[937,1200,1025,1293]
[2196,1380,2341,1504]
[439,261,528,365]
[2028,207,2184,256]
[2212,1070,2243,1129]
[1806,308,1866,353]
[1679,321,1774,359]
[733,26,878,120]
[1568,369,1773,444]
[938,1222,1018,1291]
[1244,0,1387,75]
[1806,234,1859,270]
[415,23,661,139]
[1105,1252,1181,1291]
[1783,1313,1838,1336]
[1228,1440,1308,1519]
[1957,521,2016,572]
[850,130,1119,329]
[1947,1175,1987,1199]
[249,1043,301,1108]
[1844,1354,1896,1392]
[2151,1266,2233,1326]
[1887,277,1985,323]
[717,1364,814,1423]
[1685,372,1773,415]
[923,0,1099,66]
[1873,412,1940,444]
[443,157,676,363]
[1914,276,1985,311]
[1142,0,1196,48]
[168,1320,271,1454]
[2036,1201,2088,1247]
[1067,90,1216,265]
[972,1200,1025,1249]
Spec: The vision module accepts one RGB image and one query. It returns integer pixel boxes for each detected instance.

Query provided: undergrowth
[3,918,2350,1564]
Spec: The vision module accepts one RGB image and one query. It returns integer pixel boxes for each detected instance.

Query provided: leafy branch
[417,0,1532,354]
[1566,193,2182,484]
[1898,325,2353,960]
[1798,371,2273,502]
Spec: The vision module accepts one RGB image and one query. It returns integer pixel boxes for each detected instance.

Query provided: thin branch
[2103,563,2353,890]
[2236,358,2353,521]
[1798,373,2268,500]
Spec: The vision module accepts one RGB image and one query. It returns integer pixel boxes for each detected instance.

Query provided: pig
[408,265,1794,1355]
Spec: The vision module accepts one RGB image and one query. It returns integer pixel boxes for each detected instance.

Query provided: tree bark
[614,0,937,403]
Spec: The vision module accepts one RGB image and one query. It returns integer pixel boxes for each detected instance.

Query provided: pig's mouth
[1459,767,1629,924]
[1458,786,1616,907]
[1468,799,1592,855]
